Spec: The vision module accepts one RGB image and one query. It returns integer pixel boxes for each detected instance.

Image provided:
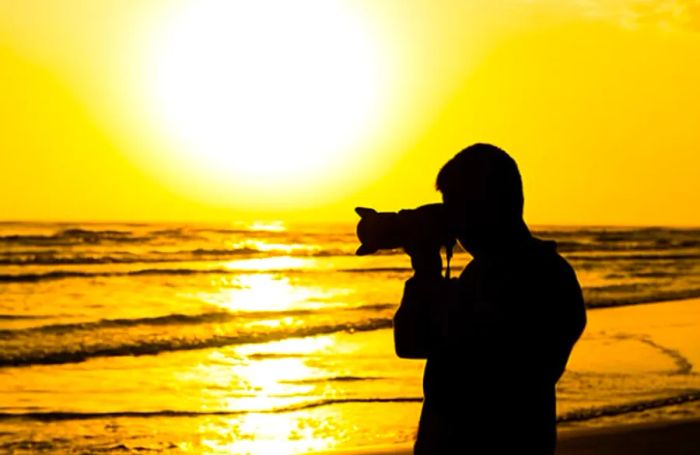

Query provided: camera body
[354,203,456,256]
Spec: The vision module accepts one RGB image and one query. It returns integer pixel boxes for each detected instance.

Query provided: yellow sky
[0,0,698,225]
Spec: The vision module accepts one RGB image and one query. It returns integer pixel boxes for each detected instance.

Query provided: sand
[556,418,700,454]
[308,417,700,454]
[308,297,700,454]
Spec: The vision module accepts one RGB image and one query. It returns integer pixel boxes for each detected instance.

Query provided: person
[393,143,587,453]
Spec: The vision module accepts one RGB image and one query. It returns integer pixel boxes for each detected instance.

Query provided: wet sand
[308,417,700,454]
[556,418,700,454]
[308,297,700,454]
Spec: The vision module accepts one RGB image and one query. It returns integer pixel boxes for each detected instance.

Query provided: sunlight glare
[223,257,316,272]
[144,0,389,207]
[208,274,314,313]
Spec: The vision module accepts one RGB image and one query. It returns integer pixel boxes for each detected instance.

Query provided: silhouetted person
[394,143,586,454]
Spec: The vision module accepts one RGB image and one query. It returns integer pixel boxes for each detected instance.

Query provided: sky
[0,0,698,225]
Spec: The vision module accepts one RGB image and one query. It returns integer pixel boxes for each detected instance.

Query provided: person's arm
[393,246,448,359]
[538,257,587,383]
[551,260,586,381]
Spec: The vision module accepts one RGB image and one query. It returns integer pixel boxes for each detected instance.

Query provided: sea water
[1,221,699,453]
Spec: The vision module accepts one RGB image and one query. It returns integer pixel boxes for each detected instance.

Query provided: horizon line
[0,219,698,229]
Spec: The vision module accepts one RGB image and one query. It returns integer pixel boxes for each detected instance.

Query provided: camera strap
[445,240,455,279]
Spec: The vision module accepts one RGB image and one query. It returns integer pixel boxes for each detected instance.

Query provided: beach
[310,418,700,454]
[557,418,700,454]
[3,0,700,450]
[1,222,699,453]
[308,295,700,454]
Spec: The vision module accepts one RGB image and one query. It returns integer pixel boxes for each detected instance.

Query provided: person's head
[436,143,525,253]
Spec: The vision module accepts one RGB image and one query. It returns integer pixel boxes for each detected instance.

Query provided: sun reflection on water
[204,273,318,313]
[197,408,340,455]
[231,239,321,256]
[224,256,319,272]
[148,255,373,453]
[186,337,343,454]
[247,221,286,232]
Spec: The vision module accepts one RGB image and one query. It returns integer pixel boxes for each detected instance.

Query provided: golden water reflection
[188,333,346,453]
[247,221,286,232]
[223,256,318,272]
[231,239,321,256]
[197,408,340,455]
[204,273,318,313]
[182,263,374,453]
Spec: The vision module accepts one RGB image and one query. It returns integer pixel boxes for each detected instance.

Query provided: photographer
[393,144,587,453]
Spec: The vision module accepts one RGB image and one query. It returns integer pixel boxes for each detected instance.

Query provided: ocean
[1,221,699,453]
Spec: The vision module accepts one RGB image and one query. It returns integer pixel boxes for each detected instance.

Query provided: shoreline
[309,297,700,454]
[556,417,700,454]
[308,417,700,454]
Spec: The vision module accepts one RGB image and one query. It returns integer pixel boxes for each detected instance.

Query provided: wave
[2,248,699,267]
[0,255,155,266]
[0,228,149,246]
[556,242,700,254]
[0,247,358,266]
[0,312,235,338]
[0,314,45,320]
[4,267,700,310]
[0,266,414,283]
[2,390,698,423]
[0,397,422,422]
[0,304,396,339]
[0,319,393,368]
[566,253,700,261]
[0,226,354,250]
[0,268,236,283]
[279,375,383,384]
[3,270,700,312]
[557,390,700,423]
[584,287,700,308]
[2,224,699,248]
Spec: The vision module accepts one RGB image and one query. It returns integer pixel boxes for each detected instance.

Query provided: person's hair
[436,143,524,219]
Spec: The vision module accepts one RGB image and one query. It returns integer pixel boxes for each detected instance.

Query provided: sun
[141,1,390,209]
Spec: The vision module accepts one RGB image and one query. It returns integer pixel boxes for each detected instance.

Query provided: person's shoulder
[525,236,578,280]
[527,235,563,260]
[533,240,585,304]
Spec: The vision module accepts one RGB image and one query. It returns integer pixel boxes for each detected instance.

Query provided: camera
[354,203,456,256]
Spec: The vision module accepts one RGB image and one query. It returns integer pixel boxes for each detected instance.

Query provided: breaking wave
[2,390,698,423]
[0,304,396,339]
[557,390,700,423]
[0,319,393,368]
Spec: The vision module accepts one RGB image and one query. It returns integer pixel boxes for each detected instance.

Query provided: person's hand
[398,207,444,278]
